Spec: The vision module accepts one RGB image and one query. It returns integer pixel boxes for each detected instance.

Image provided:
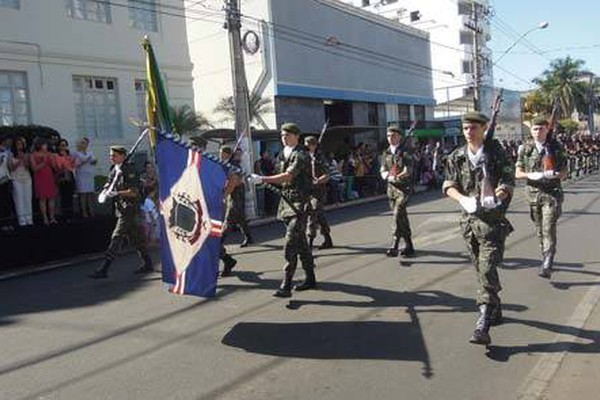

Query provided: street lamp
[493,21,549,66]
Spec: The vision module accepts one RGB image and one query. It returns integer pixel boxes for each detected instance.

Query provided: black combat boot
[294,269,317,291]
[318,234,333,250]
[274,277,293,298]
[89,258,111,279]
[134,254,154,274]
[400,237,415,258]
[386,237,400,257]
[240,235,254,248]
[538,251,554,279]
[469,304,492,345]
[221,255,237,277]
[489,303,503,326]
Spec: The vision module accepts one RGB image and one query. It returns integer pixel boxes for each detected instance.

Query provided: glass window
[135,79,148,124]
[0,71,29,126]
[66,0,111,23]
[458,1,471,15]
[462,60,473,74]
[128,0,158,32]
[0,0,19,9]
[73,76,121,139]
[459,30,474,45]
[414,105,426,122]
[398,104,410,122]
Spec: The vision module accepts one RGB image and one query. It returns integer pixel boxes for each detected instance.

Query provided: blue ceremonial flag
[156,138,227,297]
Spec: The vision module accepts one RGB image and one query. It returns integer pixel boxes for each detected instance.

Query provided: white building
[186,0,435,141]
[341,0,494,116]
[0,0,194,170]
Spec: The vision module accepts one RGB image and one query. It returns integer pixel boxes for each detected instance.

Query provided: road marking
[516,274,600,400]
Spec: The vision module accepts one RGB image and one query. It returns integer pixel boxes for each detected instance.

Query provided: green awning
[412,128,444,138]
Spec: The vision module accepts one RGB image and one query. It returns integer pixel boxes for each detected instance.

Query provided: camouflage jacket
[443,139,515,219]
[380,143,413,194]
[106,163,141,217]
[309,150,329,199]
[276,145,312,219]
[516,139,566,198]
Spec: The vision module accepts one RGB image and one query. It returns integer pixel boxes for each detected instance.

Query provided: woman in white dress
[73,138,97,218]
[9,136,33,226]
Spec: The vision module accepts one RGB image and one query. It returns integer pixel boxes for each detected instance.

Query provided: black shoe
[240,236,253,248]
[538,267,552,279]
[89,269,108,279]
[294,280,317,291]
[489,304,503,326]
[469,304,492,345]
[318,235,333,250]
[400,246,415,258]
[221,257,237,277]
[386,247,399,257]
[469,329,491,345]
[273,288,292,298]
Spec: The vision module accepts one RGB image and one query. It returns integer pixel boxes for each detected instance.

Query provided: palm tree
[213,94,273,127]
[170,105,213,136]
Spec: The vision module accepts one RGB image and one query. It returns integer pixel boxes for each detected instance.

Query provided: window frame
[73,75,122,140]
[65,0,112,24]
[0,71,30,126]
[0,0,19,9]
[128,0,159,32]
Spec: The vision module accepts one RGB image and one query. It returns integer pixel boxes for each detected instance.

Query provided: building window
[0,0,19,9]
[0,71,29,126]
[459,30,474,45]
[128,0,158,32]
[135,80,148,124]
[462,60,473,74]
[73,76,121,139]
[361,0,370,6]
[414,105,426,122]
[66,0,111,23]
[410,11,421,22]
[367,103,379,126]
[398,104,410,122]
[458,1,471,15]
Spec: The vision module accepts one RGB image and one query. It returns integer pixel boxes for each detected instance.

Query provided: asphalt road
[1,175,600,400]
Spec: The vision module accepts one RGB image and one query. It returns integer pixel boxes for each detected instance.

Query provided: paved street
[2,175,600,400]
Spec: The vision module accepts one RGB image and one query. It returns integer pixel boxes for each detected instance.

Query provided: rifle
[317,118,330,145]
[480,90,504,205]
[389,121,417,178]
[543,97,560,171]
[484,89,504,143]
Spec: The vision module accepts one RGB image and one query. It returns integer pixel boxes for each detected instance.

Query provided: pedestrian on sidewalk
[515,116,567,279]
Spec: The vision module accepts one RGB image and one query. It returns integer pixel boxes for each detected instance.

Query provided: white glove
[481,195,499,210]
[97,191,118,204]
[247,173,264,185]
[386,175,397,182]
[543,170,559,179]
[527,172,544,181]
[380,171,389,181]
[458,196,478,214]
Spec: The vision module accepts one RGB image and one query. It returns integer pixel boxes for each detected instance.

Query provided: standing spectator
[0,136,15,230]
[9,136,33,227]
[140,161,159,205]
[73,138,97,218]
[55,139,76,220]
[30,137,58,225]
[327,152,344,203]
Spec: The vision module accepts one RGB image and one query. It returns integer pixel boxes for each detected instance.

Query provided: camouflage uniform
[223,159,253,246]
[443,139,515,307]
[380,142,414,255]
[307,150,332,246]
[516,139,567,272]
[276,145,316,291]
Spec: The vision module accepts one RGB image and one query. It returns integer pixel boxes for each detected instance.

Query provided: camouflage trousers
[388,190,412,241]
[529,193,562,256]
[282,209,315,284]
[224,201,251,239]
[307,195,331,239]
[105,211,149,262]
[460,215,510,306]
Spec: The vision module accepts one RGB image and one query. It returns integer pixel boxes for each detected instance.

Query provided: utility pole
[465,1,483,111]
[224,0,257,218]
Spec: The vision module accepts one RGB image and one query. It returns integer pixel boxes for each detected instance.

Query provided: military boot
[318,234,333,250]
[469,304,492,345]
[295,269,317,291]
[134,254,154,274]
[400,237,415,258]
[489,303,503,326]
[386,237,400,257]
[538,251,554,279]
[240,235,254,248]
[221,255,237,277]
[89,258,111,279]
[274,277,293,298]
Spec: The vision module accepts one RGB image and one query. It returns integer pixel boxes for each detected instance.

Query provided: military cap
[462,112,490,124]
[110,145,127,155]
[281,122,301,135]
[304,135,318,145]
[220,145,233,154]
[531,116,549,126]
[387,125,404,135]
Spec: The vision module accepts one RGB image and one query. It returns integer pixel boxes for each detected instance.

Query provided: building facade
[186,0,435,143]
[0,0,194,170]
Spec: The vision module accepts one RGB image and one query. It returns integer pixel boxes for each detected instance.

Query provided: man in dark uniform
[304,135,333,249]
[219,146,239,277]
[515,116,567,278]
[443,112,515,345]
[380,126,415,258]
[248,123,316,298]
[89,146,153,279]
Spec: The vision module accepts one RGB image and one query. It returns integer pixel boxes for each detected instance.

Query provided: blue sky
[489,0,600,91]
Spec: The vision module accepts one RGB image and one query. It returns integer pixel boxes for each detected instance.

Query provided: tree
[213,93,273,127]
[170,105,212,136]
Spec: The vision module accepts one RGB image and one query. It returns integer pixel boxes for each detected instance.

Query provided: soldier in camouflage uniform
[89,146,153,279]
[218,146,239,277]
[443,112,515,345]
[248,123,316,298]
[380,126,415,258]
[515,116,567,279]
[304,135,333,250]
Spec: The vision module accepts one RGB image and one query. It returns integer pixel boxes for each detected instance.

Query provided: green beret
[531,116,549,126]
[281,122,301,135]
[220,145,233,154]
[462,112,490,124]
[304,135,318,145]
[110,145,127,155]
[387,125,403,135]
